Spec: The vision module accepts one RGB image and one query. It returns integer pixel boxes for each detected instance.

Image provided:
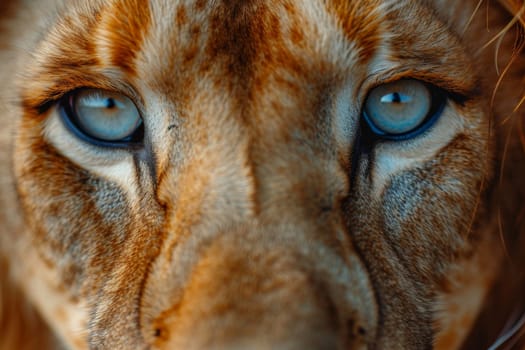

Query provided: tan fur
[0,0,524,349]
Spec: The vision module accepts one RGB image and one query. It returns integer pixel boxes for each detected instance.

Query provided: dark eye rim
[58,89,145,149]
[361,80,447,142]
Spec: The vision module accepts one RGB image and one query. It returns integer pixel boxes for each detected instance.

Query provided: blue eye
[363,80,445,140]
[60,89,144,147]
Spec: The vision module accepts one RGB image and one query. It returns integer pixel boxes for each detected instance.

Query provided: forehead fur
[22,0,476,115]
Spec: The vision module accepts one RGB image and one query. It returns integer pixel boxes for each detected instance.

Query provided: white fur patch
[44,109,140,205]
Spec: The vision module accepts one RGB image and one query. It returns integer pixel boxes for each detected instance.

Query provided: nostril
[152,324,168,342]
[347,318,368,339]
[358,326,367,336]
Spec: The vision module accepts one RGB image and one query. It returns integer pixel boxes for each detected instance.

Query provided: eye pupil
[105,98,116,109]
[385,92,401,104]
[391,92,401,103]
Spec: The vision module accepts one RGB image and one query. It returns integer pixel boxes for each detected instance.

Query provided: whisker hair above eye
[462,0,485,35]
[498,0,525,28]
[478,2,525,55]
[488,311,525,350]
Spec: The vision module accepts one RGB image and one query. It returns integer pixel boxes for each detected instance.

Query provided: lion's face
[1,0,524,349]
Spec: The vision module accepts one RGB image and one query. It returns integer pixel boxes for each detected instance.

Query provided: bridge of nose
[139,37,376,350]
[141,220,377,350]
[137,2,377,347]
[153,224,338,349]
[141,73,376,344]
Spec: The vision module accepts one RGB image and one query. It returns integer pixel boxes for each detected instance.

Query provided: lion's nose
[143,224,377,350]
